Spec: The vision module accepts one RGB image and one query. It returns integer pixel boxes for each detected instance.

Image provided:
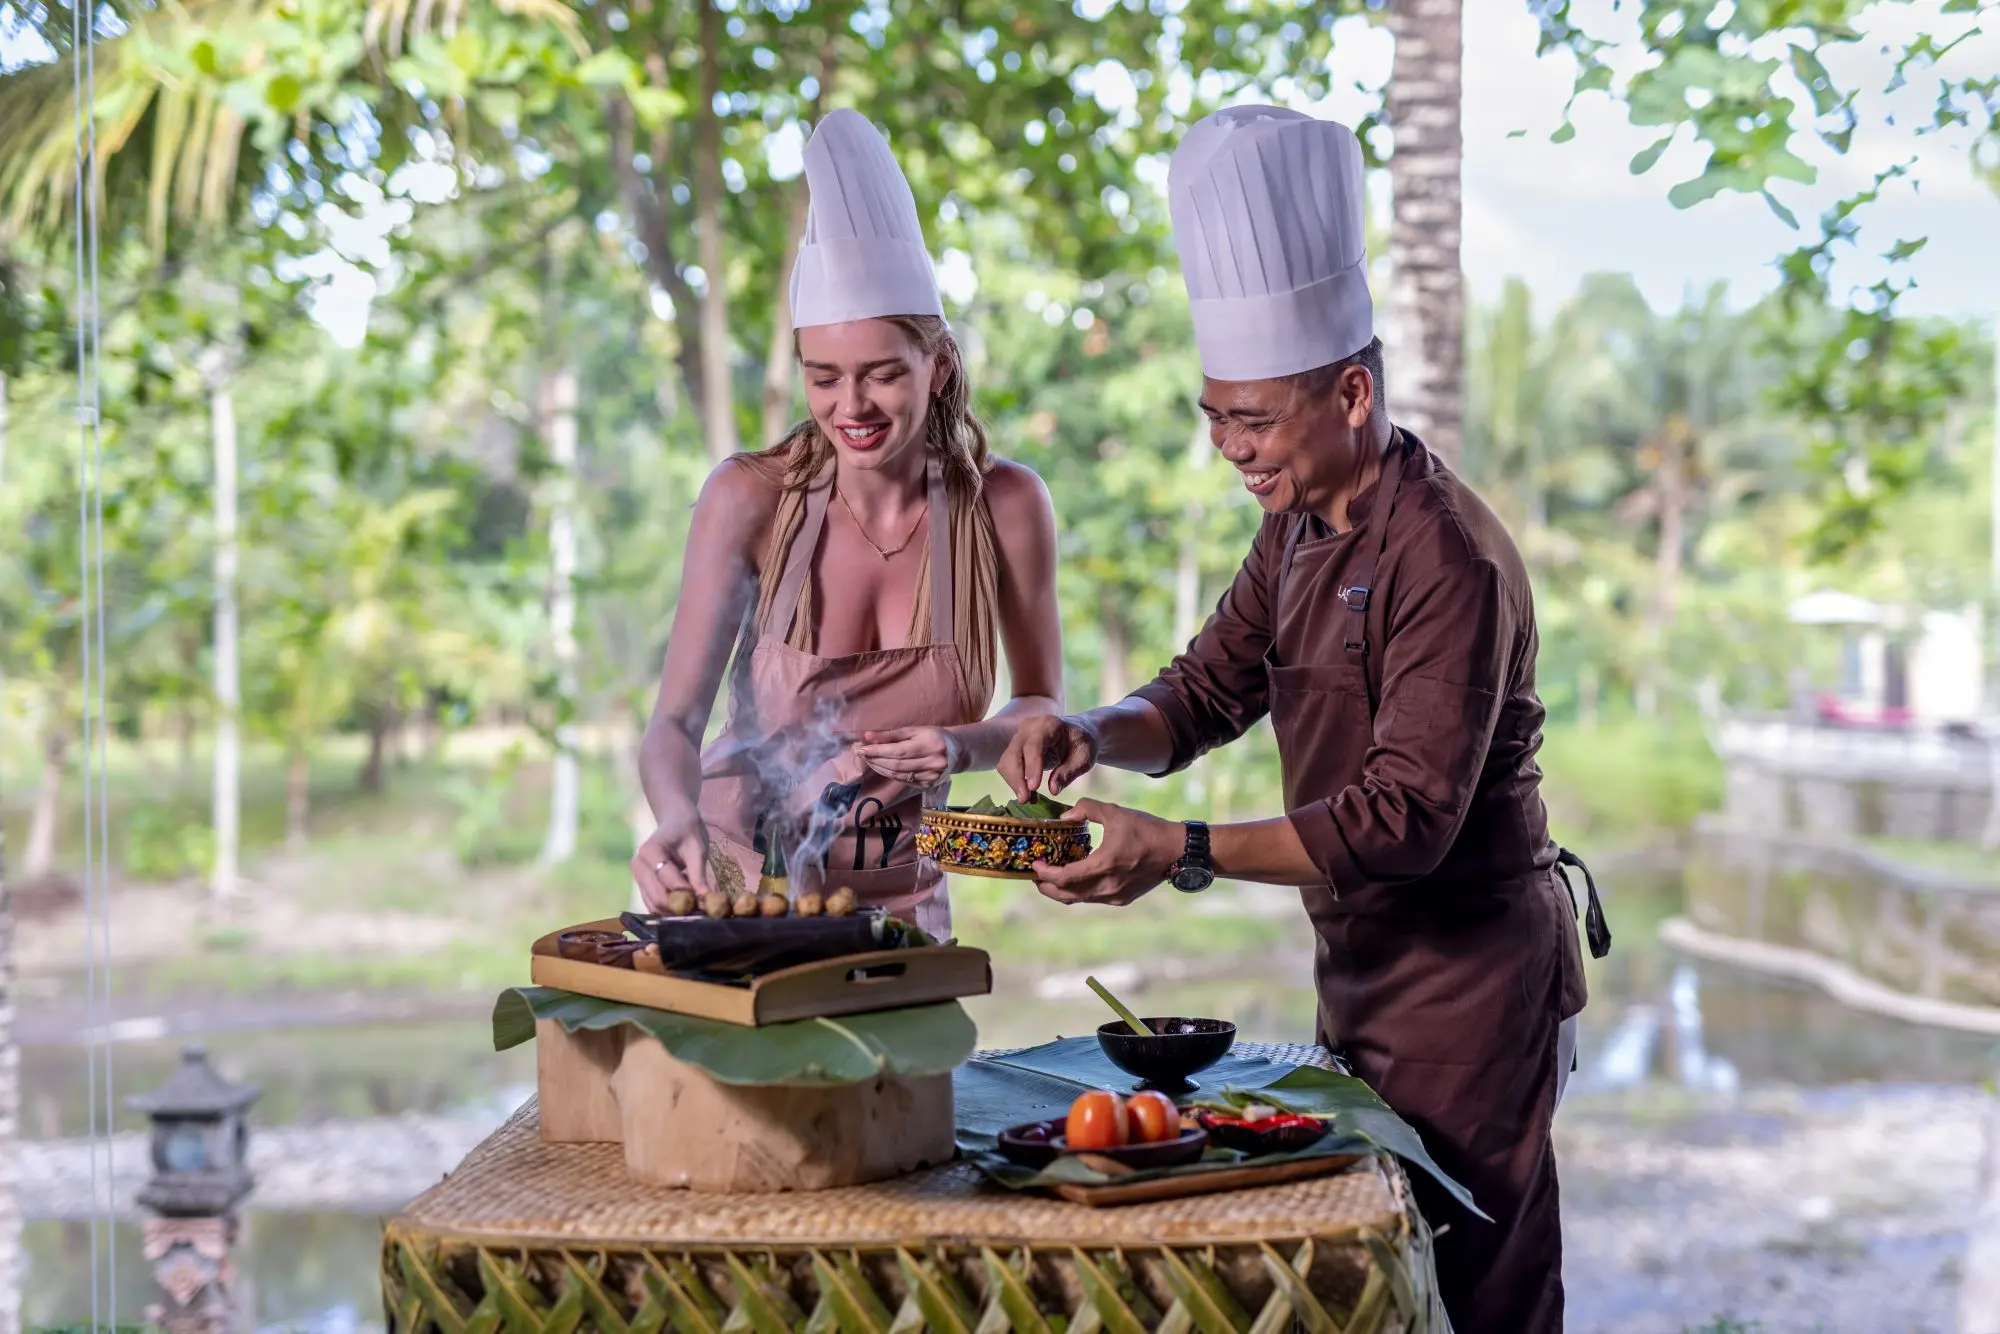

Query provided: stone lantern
[126,1045,260,1334]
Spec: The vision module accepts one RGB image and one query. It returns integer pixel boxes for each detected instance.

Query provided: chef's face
[1199,362,1378,519]
[798,320,940,474]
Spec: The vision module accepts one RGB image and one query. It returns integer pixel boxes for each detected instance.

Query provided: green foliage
[1534,0,2000,545]
[493,987,979,1085]
[122,802,216,880]
[440,742,531,867]
[1539,717,1724,849]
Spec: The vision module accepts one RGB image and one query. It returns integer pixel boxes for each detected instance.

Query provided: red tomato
[1065,1090,1129,1151]
[1126,1091,1180,1144]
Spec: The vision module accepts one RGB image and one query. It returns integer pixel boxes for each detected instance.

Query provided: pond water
[22,868,1997,1328]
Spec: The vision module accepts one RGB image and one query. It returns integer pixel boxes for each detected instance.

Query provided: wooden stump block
[609,1036,955,1192]
[536,1020,626,1144]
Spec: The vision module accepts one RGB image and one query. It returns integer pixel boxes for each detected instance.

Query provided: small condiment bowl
[1096,1017,1237,1094]
[995,1118,1208,1171]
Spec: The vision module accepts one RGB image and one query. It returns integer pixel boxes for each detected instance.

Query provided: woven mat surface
[395,1041,1404,1248]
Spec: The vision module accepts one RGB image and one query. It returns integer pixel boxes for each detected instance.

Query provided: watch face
[1171,865,1214,894]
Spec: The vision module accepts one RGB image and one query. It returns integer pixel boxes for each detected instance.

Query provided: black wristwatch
[1168,821,1214,894]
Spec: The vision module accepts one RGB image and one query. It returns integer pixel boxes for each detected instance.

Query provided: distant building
[1786,591,1985,731]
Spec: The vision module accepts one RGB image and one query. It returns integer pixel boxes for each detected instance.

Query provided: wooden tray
[1044,1151,1367,1208]
[529,919,992,1026]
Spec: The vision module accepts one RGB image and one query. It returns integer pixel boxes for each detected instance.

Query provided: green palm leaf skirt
[380,1045,1449,1332]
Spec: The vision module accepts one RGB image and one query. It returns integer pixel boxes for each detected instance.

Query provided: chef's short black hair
[1284,337,1387,422]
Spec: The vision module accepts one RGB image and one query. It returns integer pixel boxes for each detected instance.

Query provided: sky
[1440,0,2000,323]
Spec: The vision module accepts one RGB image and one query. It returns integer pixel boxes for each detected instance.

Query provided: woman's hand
[856,727,964,789]
[631,803,714,911]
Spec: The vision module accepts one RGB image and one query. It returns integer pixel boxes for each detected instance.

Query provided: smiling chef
[998,105,1611,1334]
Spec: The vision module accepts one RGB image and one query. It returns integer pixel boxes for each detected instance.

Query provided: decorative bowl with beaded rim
[916,806,1092,880]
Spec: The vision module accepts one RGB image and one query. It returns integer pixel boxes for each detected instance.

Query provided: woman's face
[797,319,940,474]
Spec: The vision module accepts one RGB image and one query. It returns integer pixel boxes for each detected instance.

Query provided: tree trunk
[1099,601,1131,706]
[540,365,582,867]
[1962,1081,2000,1334]
[0,815,19,1334]
[1173,417,1208,649]
[693,0,739,463]
[1638,417,1689,718]
[761,179,812,449]
[1384,0,1466,466]
[204,353,242,905]
[23,724,65,880]
[0,371,9,490]
[759,26,842,449]
[360,713,390,794]
[285,748,311,851]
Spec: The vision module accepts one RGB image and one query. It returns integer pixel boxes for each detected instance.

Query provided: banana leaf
[970,1128,1379,1192]
[493,987,977,1087]
[952,1038,1485,1219]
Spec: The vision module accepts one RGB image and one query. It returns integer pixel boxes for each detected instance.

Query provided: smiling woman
[633,109,1064,943]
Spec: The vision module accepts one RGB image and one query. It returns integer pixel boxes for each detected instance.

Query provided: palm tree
[1384,0,1465,467]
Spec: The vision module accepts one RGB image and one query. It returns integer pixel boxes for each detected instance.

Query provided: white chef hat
[1168,105,1373,381]
[789,109,944,330]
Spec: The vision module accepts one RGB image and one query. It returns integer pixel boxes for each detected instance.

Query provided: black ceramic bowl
[1096,1017,1237,1094]
[996,1118,1209,1171]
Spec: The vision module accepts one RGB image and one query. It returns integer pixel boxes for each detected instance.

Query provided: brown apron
[1267,440,1592,1334]
[695,457,979,941]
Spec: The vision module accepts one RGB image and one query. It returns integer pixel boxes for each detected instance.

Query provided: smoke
[713,691,863,891]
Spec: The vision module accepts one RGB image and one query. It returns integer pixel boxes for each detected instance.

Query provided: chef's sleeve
[1127,520,1279,776]
[1287,556,1517,888]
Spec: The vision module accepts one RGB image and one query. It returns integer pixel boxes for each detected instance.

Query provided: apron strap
[763,461,836,640]
[1340,433,1412,714]
[1554,846,1613,959]
[927,455,953,644]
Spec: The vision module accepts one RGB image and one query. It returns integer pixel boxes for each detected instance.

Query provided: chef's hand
[632,802,715,911]
[999,714,1100,800]
[1031,799,1181,908]
[856,726,963,788]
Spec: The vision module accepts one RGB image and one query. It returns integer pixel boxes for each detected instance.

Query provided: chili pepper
[1198,1112,1324,1132]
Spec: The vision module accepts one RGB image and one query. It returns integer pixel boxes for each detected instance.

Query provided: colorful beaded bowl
[916,807,1092,880]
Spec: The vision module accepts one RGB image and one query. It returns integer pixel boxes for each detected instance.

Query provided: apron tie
[1553,846,1612,959]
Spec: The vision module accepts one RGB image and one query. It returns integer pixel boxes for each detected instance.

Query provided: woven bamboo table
[379,1041,1446,1332]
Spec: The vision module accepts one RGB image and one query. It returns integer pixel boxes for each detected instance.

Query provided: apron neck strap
[926,454,953,644]
[764,459,835,639]
[1341,432,1412,661]
[761,454,955,645]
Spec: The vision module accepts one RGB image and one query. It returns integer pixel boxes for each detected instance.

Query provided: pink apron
[695,456,978,940]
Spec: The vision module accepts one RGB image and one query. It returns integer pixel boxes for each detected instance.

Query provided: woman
[632,109,1062,937]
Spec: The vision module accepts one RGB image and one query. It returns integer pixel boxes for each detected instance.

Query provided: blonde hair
[740,315,1001,711]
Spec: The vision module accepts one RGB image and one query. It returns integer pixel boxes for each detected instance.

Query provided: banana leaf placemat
[954,1038,1484,1218]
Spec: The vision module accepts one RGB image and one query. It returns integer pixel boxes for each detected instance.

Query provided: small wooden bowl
[995,1118,1208,1171]
[916,807,1091,880]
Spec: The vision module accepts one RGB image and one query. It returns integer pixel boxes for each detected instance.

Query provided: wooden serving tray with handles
[528,919,993,1027]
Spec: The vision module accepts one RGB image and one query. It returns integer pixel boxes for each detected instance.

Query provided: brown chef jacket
[1130,429,1588,1334]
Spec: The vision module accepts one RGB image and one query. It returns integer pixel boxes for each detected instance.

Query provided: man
[999,106,1608,1333]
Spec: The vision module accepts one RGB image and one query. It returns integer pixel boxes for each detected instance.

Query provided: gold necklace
[836,487,927,560]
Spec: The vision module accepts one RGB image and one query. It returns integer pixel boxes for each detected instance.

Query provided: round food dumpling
[699,891,733,919]
[730,891,761,918]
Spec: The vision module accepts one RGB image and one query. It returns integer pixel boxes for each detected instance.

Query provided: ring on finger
[651,860,667,872]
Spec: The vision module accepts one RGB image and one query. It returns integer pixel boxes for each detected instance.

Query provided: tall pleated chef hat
[1168,105,1372,381]
[789,108,944,329]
